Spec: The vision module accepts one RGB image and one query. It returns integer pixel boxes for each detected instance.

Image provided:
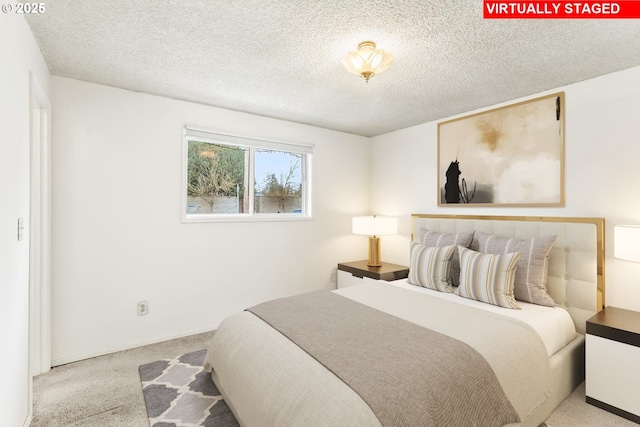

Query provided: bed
[204,214,605,427]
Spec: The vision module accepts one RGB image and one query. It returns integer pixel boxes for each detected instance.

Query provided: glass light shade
[343,41,393,82]
[352,216,397,237]
[614,225,640,262]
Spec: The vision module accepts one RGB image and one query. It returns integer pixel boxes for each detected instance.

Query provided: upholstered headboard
[411,214,605,334]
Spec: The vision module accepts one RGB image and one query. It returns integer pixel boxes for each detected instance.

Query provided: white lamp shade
[352,216,397,237]
[614,225,640,262]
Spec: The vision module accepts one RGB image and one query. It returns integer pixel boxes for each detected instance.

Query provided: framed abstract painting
[437,92,564,207]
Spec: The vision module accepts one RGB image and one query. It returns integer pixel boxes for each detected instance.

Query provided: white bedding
[385,279,577,357]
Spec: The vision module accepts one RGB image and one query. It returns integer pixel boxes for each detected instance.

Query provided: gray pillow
[475,231,557,307]
[419,228,475,287]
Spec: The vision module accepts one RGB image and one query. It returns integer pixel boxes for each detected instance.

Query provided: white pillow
[408,243,456,293]
[457,246,521,309]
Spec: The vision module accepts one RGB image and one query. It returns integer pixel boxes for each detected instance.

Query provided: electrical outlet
[330,270,337,284]
[137,301,148,316]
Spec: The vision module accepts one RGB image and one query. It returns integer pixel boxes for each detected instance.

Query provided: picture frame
[437,92,565,207]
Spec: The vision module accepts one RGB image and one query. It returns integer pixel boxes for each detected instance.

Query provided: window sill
[182,213,313,223]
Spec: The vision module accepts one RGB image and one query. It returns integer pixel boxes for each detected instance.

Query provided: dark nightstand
[586,306,640,423]
[337,260,409,289]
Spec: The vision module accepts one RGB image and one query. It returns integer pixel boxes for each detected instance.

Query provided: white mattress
[387,279,576,357]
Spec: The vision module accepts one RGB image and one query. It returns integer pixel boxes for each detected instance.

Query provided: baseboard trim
[51,325,217,367]
[23,414,32,427]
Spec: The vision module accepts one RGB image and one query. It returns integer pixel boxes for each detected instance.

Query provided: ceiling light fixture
[343,41,393,83]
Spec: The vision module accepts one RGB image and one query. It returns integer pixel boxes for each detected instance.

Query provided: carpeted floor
[33,330,638,427]
[32,331,216,427]
[544,382,637,427]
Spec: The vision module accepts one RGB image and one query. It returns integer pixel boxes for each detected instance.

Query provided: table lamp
[352,215,397,267]
[614,225,640,262]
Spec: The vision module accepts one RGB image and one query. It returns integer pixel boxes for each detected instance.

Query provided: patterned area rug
[139,349,239,427]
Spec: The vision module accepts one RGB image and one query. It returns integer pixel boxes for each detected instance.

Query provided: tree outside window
[187,141,247,214]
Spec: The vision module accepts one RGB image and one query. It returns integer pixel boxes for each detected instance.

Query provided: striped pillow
[419,228,474,287]
[408,243,456,293]
[475,231,557,307]
[458,246,521,309]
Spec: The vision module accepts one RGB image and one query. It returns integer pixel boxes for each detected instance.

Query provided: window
[182,127,313,222]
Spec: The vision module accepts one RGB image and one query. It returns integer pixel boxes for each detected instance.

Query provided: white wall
[371,65,640,313]
[51,77,370,364]
[0,14,50,427]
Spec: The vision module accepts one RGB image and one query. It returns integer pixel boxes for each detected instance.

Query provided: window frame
[181,126,313,223]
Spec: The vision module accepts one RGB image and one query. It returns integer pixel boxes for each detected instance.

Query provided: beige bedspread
[205,283,552,427]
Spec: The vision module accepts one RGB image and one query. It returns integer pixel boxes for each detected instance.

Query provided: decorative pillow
[475,231,557,307]
[419,228,475,286]
[457,246,521,309]
[408,243,456,293]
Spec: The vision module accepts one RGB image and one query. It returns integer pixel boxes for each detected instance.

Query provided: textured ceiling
[26,0,640,137]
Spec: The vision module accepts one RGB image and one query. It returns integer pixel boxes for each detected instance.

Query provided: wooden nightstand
[337,260,409,289]
[586,306,640,423]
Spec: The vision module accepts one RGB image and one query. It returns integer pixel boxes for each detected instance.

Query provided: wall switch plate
[330,270,337,284]
[17,218,24,241]
[137,301,148,316]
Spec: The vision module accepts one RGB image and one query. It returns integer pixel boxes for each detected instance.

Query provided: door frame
[28,72,51,421]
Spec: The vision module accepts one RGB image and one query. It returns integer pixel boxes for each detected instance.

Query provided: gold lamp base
[367,236,382,267]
